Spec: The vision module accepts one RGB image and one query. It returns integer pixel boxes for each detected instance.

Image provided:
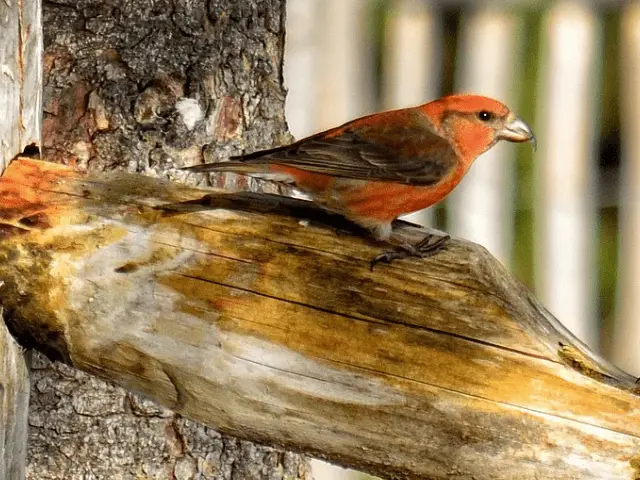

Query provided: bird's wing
[232,120,458,186]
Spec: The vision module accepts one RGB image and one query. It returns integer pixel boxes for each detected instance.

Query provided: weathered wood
[0,0,41,478]
[0,310,29,480]
[0,0,42,176]
[1,158,640,480]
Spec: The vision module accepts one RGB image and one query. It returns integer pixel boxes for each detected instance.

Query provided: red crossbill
[183,94,535,268]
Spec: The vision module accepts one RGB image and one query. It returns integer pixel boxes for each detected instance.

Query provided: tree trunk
[31,1,310,478]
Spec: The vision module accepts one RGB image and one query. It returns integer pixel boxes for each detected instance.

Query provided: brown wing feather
[184,110,458,186]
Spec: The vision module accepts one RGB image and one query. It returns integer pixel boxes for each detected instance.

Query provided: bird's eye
[478,111,493,122]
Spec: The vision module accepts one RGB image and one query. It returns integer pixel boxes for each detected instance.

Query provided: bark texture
[33,1,309,478]
[29,354,309,480]
[42,0,291,185]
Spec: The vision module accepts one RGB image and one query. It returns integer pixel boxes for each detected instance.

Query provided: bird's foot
[370,234,450,271]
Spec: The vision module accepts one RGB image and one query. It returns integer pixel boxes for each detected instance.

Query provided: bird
[182,94,535,268]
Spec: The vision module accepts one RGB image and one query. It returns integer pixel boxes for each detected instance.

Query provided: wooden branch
[0,309,29,480]
[1,159,640,480]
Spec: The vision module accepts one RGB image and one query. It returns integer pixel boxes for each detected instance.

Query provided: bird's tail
[180,161,267,174]
[181,160,297,183]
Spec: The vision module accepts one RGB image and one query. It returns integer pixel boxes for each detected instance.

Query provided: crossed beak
[500,115,537,151]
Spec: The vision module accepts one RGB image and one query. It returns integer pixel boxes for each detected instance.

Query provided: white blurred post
[284,0,321,139]
[614,3,640,376]
[535,1,601,348]
[309,460,355,480]
[382,0,441,227]
[448,8,523,265]
[315,0,376,129]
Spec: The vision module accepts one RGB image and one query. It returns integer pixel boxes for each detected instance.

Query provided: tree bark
[31,0,310,478]
[2,158,640,480]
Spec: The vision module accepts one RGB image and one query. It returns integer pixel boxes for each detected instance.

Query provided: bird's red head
[421,94,535,165]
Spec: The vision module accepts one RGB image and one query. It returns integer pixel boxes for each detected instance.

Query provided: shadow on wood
[1,158,639,480]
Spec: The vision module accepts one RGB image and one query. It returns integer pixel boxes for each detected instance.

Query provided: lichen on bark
[42,0,292,187]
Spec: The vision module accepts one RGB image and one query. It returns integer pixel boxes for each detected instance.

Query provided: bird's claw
[413,233,450,254]
[369,251,409,270]
[369,234,450,271]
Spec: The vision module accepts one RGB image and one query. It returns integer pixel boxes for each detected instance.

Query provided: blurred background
[284,0,639,478]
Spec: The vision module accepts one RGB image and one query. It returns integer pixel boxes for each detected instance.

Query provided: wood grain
[1,158,640,479]
[0,1,41,478]
[0,311,29,480]
[0,0,42,175]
